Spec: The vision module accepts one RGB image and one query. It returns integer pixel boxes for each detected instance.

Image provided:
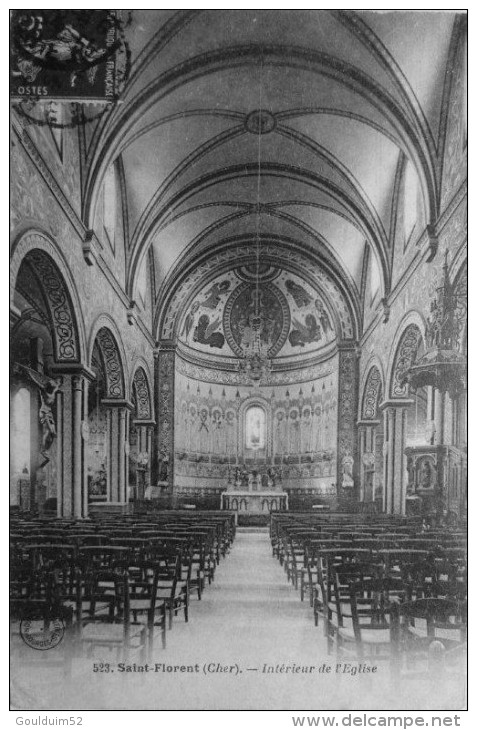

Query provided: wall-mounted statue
[342,453,354,488]
[14,364,62,468]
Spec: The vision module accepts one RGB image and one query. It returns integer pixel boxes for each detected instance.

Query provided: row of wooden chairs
[10,510,236,675]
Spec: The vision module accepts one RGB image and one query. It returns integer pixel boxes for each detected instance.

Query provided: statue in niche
[288,314,322,347]
[181,301,200,340]
[158,457,169,482]
[285,279,313,308]
[199,280,231,309]
[342,453,354,488]
[267,467,276,488]
[193,315,225,349]
[248,472,253,489]
[315,299,333,335]
[257,472,262,489]
[417,459,434,490]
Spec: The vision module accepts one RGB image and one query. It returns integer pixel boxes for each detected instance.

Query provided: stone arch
[88,316,128,400]
[361,365,384,420]
[389,324,425,399]
[131,366,153,420]
[10,229,85,363]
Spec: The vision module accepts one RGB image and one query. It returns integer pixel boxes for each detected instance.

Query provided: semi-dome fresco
[177,265,336,361]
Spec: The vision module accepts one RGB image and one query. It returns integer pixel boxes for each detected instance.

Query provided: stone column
[336,345,359,508]
[357,420,380,503]
[50,365,95,518]
[380,400,413,515]
[102,399,134,503]
[155,342,176,492]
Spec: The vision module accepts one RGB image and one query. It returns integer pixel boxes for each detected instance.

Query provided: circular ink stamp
[20,615,65,651]
[10,9,131,128]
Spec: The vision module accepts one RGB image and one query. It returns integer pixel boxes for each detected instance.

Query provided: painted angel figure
[193,315,225,348]
[288,314,322,347]
[199,280,231,309]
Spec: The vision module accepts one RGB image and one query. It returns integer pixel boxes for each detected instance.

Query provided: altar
[221,489,288,514]
[221,468,288,518]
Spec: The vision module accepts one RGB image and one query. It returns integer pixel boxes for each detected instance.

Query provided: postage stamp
[10,9,127,101]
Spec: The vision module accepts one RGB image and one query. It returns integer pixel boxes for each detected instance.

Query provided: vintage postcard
[9,8,467,714]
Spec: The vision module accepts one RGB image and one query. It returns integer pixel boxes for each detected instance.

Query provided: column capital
[101,398,134,411]
[357,419,381,428]
[154,339,176,357]
[337,341,359,353]
[379,399,414,411]
[133,419,156,427]
[49,363,96,381]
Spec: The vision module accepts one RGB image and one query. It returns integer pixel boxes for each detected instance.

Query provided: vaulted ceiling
[83,10,458,341]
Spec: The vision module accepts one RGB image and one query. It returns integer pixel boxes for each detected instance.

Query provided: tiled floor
[11,530,466,710]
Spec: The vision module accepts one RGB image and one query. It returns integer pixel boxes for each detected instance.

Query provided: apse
[170,259,345,504]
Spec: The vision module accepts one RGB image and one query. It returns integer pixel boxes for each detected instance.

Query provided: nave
[10,9,467,713]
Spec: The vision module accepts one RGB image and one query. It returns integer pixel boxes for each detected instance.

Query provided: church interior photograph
[9,9,467,712]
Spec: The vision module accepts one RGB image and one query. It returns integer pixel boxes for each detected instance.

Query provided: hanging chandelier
[237,66,272,387]
[237,299,272,385]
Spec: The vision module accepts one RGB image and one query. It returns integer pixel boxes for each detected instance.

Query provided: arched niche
[238,396,272,460]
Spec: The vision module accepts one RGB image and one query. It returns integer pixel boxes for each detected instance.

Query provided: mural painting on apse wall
[178,266,336,359]
[174,362,338,495]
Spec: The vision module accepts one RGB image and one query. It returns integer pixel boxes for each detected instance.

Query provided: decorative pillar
[50,365,95,518]
[336,345,359,508]
[102,399,134,503]
[380,400,413,515]
[155,342,176,492]
[357,420,380,504]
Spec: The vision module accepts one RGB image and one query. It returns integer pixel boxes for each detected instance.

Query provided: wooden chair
[326,572,406,661]
[77,564,165,661]
[390,597,467,681]
[155,551,189,629]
